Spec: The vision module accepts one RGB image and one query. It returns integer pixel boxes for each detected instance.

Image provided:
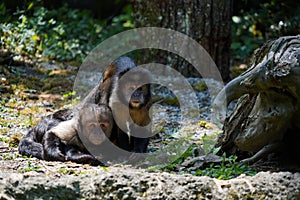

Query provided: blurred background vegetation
[232,0,300,65]
[0,0,134,62]
[0,0,299,69]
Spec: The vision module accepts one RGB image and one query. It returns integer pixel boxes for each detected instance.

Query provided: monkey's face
[126,84,150,109]
[117,70,151,109]
[78,104,113,145]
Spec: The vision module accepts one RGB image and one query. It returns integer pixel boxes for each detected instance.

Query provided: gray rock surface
[0,167,299,200]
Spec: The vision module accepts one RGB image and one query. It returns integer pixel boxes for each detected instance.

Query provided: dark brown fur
[18,57,151,164]
[108,63,152,153]
[18,104,113,165]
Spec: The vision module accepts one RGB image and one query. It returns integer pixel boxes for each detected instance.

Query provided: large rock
[0,167,299,199]
[214,35,300,164]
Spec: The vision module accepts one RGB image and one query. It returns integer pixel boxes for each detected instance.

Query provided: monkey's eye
[100,123,105,129]
[99,121,109,129]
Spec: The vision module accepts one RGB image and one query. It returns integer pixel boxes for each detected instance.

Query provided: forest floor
[0,61,217,173]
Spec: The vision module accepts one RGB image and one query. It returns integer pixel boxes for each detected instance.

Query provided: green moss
[9,134,23,147]
[164,97,179,106]
[58,168,77,175]
[193,82,208,92]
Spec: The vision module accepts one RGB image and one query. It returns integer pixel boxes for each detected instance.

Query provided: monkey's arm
[42,131,66,162]
[129,123,150,153]
[132,137,149,153]
[18,117,54,159]
[18,129,44,159]
[131,128,150,153]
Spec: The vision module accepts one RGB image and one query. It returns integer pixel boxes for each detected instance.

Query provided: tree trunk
[215,35,300,166]
[131,0,232,80]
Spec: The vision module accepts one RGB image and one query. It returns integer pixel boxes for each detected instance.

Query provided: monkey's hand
[44,147,66,162]
[65,146,104,166]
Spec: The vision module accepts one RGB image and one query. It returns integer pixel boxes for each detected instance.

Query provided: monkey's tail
[18,134,44,160]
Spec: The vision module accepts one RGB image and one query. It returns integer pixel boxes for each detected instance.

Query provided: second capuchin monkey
[107,62,152,153]
[80,57,152,153]
[19,104,113,165]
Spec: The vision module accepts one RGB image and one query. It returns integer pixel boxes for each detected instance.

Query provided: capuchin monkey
[106,60,152,153]
[18,104,113,165]
[110,68,152,153]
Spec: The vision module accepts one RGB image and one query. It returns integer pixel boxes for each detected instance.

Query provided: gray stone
[0,168,299,199]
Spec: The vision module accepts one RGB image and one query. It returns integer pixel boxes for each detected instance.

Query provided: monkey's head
[102,57,136,81]
[117,69,152,109]
[99,57,137,105]
[78,104,113,145]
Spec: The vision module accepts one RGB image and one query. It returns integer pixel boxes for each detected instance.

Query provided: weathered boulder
[215,35,300,165]
[0,168,299,199]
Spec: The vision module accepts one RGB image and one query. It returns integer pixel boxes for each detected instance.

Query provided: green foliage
[201,132,218,154]
[0,3,134,62]
[61,91,81,109]
[232,0,300,64]
[189,154,257,180]
[166,145,198,171]
[18,161,41,173]
[57,168,77,175]
[62,91,76,100]
[26,115,33,128]
[161,146,256,180]
[1,153,14,160]
[0,136,9,143]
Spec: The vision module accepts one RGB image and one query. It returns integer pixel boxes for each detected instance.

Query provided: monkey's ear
[102,65,116,82]
[49,119,77,141]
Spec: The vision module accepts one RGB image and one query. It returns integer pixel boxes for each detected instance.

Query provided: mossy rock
[163,96,179,106]
[193,82,208,92]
